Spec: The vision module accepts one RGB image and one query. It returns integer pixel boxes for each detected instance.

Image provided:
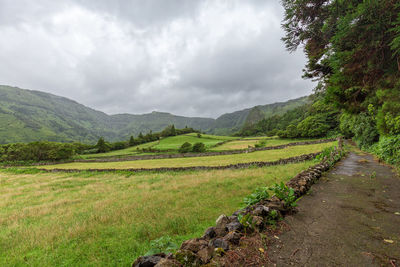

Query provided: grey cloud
[0,0,314,118]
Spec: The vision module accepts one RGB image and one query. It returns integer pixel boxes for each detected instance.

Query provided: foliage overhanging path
[262,148,400,265]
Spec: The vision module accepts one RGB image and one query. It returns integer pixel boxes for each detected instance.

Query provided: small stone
[252,205,270,216]
[209,238,229,251]
[252,216,264,229]
[228,215,239,223]
[215,214,229,228]
[197,247,214,263]
[223,231,242,245]
[202,227,216,240]
[174,250,202,267]
[154,258,181,267]
[226,221,242,232]
[132,255,164,267]
[214,226,228,237]
[384,239,394,244]
[180,238,208,253]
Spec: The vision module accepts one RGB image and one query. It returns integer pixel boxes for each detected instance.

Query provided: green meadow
[0,161,316,267]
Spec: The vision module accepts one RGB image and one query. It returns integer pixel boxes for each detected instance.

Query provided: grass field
[80,134,237,159]
[79,141,159,159]
[210,138,318,151]
[40,142,336,170]
[152,134,232,150]
[0,161,317,266]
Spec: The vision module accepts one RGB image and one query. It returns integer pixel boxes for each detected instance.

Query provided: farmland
[0,161,317,266]
[41,142,335,170]
[0,134,338,267]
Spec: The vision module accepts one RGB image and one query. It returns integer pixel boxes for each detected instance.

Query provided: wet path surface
[267,151,400,266]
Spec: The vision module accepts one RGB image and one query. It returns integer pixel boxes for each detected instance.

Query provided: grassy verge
[39,142,336,170]
[0,161,316,267]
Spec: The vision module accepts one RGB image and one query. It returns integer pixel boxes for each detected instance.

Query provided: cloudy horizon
[0,0,314,118]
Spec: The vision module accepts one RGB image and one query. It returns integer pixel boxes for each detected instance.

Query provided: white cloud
[0,0,314,118]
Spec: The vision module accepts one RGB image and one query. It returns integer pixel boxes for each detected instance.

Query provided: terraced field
[210,138,318,151]
[41,142,336,170]
[80,133,237,159]
[0,135,339,267]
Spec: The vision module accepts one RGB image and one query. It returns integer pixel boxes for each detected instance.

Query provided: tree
[192,142,206,153]
[129,136,135,146]
[96,137,109,153]
[282,0,400,142]
[171,125,176,136]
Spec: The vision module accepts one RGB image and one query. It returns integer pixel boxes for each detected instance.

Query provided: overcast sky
[0,0,314,118]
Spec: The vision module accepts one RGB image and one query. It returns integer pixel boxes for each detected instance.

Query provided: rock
[197,247,214,263]
[226,221,242,232]
[223,231,242,245]
[132,255,164,267]
[252,205,270,216]
[180,238,208,253]
[174,250,202,267]
[252,216,264,229]
[209,238,229,251]
[215,214,229,228]
[232,209,244,216]
[214,226,228,237]
[228,215,239,223]
[202,227,216,240]
[154,258,181,267]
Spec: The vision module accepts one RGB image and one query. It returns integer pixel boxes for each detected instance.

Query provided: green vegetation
[210,96,310,135]
[243,187,270,207]
[210,138,318,151]
[153,134,228,151]
[0,141,88,162]
[0,161,317,266]
[178,142,192,153]
[0,85,310,144]
[281,0,400,167]
[40,142,336,170]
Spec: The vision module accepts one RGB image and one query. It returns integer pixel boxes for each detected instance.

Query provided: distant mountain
[208,96,310,135]
[0,85,309,143]
[0,85,214,143]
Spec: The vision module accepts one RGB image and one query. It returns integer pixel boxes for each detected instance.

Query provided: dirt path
[266,150,400,266]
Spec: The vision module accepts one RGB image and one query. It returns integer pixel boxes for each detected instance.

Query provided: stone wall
[39,152,320,173]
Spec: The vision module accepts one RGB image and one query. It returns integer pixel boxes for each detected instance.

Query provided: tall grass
[0,161,315,266]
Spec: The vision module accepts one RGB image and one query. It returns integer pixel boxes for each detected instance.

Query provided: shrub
[285,124,299,138]
[178,142,192,153]
[297,115,330,138]
[371,135,400,166]
[243,187,270,207]
[269,182,297,208]
[192,142,206,152]
[254,140,266,148]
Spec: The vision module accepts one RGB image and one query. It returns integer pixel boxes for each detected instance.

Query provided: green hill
[208,96,310,135]
[0,85,309,143]
[0,85,214,143]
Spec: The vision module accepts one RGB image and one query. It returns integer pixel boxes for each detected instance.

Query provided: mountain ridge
[0,85,309,143]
